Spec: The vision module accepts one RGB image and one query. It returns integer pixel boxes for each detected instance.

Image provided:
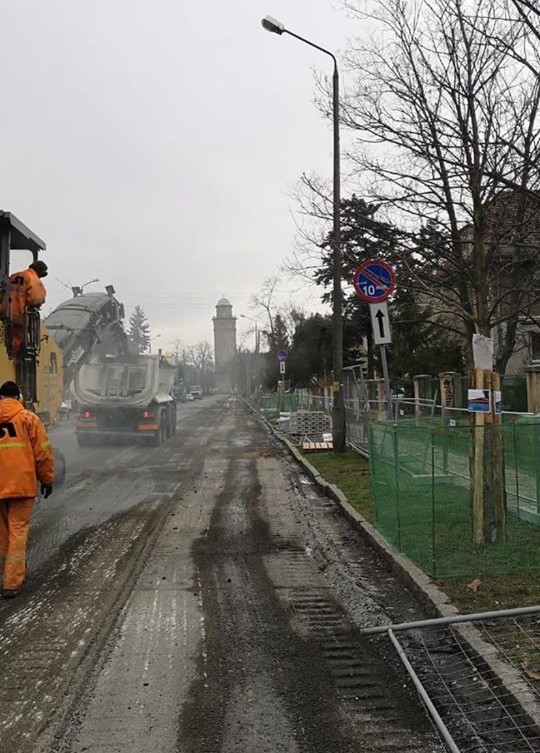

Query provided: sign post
[277,350,287,412]
[353,261,396,419]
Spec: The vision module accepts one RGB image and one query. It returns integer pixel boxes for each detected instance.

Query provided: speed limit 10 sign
[353,260,396,303]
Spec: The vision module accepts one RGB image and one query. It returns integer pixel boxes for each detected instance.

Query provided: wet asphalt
[0,396,443,753]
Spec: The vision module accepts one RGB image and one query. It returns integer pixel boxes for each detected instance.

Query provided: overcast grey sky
[1,1,355,351]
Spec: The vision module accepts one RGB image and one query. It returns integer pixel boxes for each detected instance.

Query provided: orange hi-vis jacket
[9,268,46,321]
[0,398,54,499]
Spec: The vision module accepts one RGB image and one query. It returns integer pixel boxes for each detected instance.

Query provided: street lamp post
[261,16,345,451]
[240,314,259,354]
[149,334,161,354]
[240,314,261,396]
[68,278,100,297]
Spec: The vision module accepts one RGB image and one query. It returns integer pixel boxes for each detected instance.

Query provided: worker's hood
[0,397,24,422]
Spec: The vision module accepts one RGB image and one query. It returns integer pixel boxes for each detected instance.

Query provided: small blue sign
[277,349,287,362]
[353,260,396,303]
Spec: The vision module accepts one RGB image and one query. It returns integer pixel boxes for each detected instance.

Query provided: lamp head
[262,15,285,34]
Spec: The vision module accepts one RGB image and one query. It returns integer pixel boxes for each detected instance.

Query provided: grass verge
[301,448,540,613]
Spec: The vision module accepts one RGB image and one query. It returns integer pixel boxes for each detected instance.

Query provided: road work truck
[72,353,177,446]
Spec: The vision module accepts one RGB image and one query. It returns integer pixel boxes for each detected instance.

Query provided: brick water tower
[213,296,237,392]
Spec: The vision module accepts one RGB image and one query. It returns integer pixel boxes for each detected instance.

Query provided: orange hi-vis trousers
[0,498,34,590]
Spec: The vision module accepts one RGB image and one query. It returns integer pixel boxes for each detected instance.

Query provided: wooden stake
[469,368,507,546]
[470,368,486,545]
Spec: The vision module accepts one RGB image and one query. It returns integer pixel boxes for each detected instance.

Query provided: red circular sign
[353,260,396,303]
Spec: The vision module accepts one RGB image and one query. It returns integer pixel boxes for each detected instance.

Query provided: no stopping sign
[353,260,396,303]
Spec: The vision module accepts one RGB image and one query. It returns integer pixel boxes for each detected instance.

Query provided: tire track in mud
[179,423,440,753]
[0,398,233,753]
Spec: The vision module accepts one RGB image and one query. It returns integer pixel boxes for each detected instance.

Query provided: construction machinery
[0,211,63,423]
[45,287,128,391]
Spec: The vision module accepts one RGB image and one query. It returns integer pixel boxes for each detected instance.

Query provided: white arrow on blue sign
[277,350,287,362]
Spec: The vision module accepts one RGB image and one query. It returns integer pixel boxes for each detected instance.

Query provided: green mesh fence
[249,392,298,419]
[369,418,540,578]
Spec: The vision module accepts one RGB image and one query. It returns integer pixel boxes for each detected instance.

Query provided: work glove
[41,484,53,499]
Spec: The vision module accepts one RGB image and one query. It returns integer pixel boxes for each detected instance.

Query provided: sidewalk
[273,428,540,731]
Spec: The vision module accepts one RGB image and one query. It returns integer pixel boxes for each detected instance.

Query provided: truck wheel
[151,412,166,446]
[166,406,176,438]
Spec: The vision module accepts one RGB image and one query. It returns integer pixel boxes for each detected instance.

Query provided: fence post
[441,405,449,476]
[469,369,506,545]
[525,363,540,413]
[431,429,437,577]
[393,422,402,550]
[535,420,540,516]
[413,374,432,418]
[512,418,520,519]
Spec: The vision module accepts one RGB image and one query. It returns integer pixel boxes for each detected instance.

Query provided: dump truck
[72,353,177,446]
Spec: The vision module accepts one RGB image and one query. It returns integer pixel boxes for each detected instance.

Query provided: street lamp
[68,278,100,297]
[240,314,260,354]
[149,334,161,353]
[240,314,261,397]
[261,15,345,451]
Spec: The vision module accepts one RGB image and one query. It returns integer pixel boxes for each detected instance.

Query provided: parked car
[189,386,203,399]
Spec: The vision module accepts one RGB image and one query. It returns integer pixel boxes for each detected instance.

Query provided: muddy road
[0,396,445,753]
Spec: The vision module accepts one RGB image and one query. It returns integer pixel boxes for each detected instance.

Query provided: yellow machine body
[0,211,64,425]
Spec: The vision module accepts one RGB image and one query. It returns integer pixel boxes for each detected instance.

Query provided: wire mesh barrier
[363,607,540,753]
[248,391,299,418]
[413,374,529,413]
[249,383,539,577]
[369,418,540,577]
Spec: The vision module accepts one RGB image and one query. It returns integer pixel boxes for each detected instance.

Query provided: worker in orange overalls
[8,260,48,358]
[0,380,54,598]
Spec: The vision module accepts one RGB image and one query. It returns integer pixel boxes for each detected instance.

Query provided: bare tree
[185,341,214,373]
[509,0,540,45]
[249,276,281,348]
[169,337,183,364]
[338,0,540,371]
[249,276,308,352]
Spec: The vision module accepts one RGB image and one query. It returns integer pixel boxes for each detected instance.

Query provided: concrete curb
[254,411,540,730]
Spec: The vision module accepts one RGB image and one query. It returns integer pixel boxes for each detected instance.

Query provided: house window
[531,332,540,362]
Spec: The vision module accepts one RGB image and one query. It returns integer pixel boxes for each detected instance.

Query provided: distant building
[213,296,237,391]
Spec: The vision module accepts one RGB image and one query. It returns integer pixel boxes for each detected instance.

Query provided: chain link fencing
[248,373,540,578]
[369,416,540,577]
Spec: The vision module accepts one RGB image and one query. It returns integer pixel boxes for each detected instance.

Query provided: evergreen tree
[127,305,151,353]
[262,313,290,388]
[288,313,333,387]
